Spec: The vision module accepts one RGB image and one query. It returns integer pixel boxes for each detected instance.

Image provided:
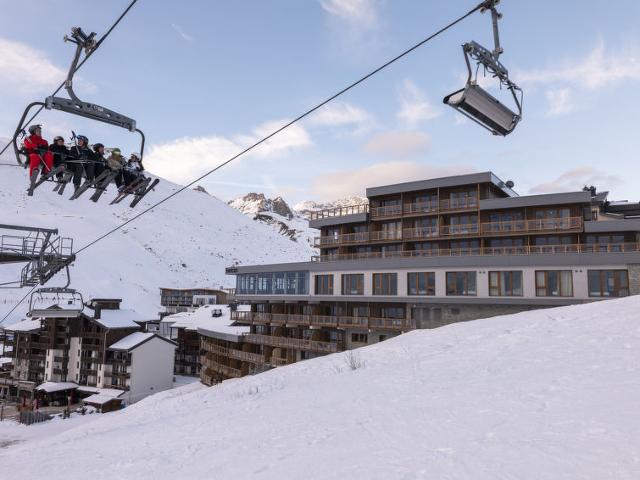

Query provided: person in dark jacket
[23,124,53,179]
[48,136,69,180]
[92,143,107,180]
[106,148,125,188]
[69,134,93,190]
[123,152,145,187]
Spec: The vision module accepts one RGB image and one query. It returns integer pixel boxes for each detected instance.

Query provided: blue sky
[1,0,639,205]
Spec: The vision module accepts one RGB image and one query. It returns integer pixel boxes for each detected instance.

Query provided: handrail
[309,204,369,220]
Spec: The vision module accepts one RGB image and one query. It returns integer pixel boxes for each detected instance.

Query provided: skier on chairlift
[23,124,54,181]
[106,147,126,188]
[92,143,107,180]
[49,135,68,181]
[69,134,93,191]
[123,152,145,187]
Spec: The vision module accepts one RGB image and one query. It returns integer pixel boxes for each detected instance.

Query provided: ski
[27,164,65,196]
[110,177,148,205]
[129,178,159,208]
[56,171,74,195]
[69,169,111,200]
[90,170,120,203]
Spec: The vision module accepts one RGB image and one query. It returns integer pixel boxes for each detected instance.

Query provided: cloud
[170,23,195,42]
[308,101,374,134]
[319,0,377,28]
[310,161,475,200]
[528,167,623,194]
[364,131,431,158]
[0,37,66,93]
[545,88,574,116]
[146,119,311,184]
[396,79,441,127]
[516,40,640,90]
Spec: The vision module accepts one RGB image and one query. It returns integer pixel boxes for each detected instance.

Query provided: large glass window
[446,272,477,296]
[341,274,364,295]
[315,275,334,295]
[237,272,308,295]
[372,273,397,295]
[587,270,629,297]
[489,271,523,296]
[535,270,573,297]
[407,272,435,296]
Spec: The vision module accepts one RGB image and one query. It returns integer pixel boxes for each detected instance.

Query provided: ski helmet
[77,135,89,144]
[53,136,64,142]
[28,124,42,135]
[112,148,122,156]
[130,152,140,160]
[93,143,104,152]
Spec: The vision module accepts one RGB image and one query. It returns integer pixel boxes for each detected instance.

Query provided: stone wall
[628,264,640,296]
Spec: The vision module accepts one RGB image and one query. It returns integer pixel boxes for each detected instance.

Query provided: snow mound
[0,164,310,323]
[2,296,640,479]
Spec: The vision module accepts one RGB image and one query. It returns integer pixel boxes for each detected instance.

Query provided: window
[238,272,308,295]
[489,271,523,296]
[351,333,367,344]
[372,273,397,295]
[407,272,435,296]
[446,272,477,296]
[342,274,364,295]
[587,270,629,297]
[315,275,334,295]
[536,270,573,297]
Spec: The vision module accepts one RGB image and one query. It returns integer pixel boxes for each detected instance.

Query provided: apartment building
[0,298,174,404]
[220,172,640,377]
[159,287,228,317]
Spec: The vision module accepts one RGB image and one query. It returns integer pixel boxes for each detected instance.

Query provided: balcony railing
[402,226,438,240]
[202,342,265,364]
[403,201,439,215]
[203,362,242,379]
[270,357,289,367]
[440,223,480,236]
[439,197,478,211]
[309,204,369,220]
[244,334,339,353]
[312,243,640,262]
[369,230,402,242]
[237,314,412,331]
[370,205,402,218]
[480,217,582,235]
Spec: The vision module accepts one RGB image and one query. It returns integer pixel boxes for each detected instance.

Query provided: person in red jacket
[23,124,54,179]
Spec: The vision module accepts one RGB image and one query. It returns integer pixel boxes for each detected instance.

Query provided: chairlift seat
[444,83,519,136]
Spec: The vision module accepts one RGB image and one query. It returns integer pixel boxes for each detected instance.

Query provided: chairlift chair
[12,27,145,167]
[28,287,84,319]
[443,1,523,136]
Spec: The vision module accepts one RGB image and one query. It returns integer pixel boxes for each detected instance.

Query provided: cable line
[0,0,140,159]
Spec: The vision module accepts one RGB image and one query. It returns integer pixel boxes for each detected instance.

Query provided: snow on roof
[77,386,124,398]
[194,305,249,342]
[3,318,41,332]
[109,332,158,351]
[83,394,123,405]
[160,311,189,325]
[237,304,251,312]
[36,381,78,393]
[95,309,145,329]
[0,357,12,366]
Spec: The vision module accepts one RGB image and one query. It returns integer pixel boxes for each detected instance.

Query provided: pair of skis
[110,176,160,208]
[27,164,65,196]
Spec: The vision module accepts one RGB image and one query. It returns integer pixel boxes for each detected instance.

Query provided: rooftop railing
[309,204,369,220]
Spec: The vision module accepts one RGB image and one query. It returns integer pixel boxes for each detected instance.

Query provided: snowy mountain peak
[228,192,294,220]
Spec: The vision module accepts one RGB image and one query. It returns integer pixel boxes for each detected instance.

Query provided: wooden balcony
[309,204,369,220]
[480,217,583,235]
[286,314,311,327]
[270,357,289,367]
[370,205,402,219]
[202,342,265,364]
[337,316,369,329]
[311,242,640,262]
[244,334,339,353]
[403,201,438,216]
[369,230,402,242]
[439,197,478,212]
[440,223,479,236]
[368,317,415,330]
[203,361,242,379]
[402,226,438,240]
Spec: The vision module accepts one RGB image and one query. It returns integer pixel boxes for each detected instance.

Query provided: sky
[1,0,639,206]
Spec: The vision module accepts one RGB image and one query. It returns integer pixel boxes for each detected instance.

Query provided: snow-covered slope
[2,297,640,479]
[0,164,310,323]
[228,193,317,253]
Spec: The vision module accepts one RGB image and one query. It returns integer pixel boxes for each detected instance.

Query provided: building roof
[109,332,177,351]
[36,381,78,393]
[83,393,123,405]
[3,318,41,332]
[479,190,591,210]
[173,305,250,342]
[95,309,145,329]
[76,386,125,398]
[365,171,518,198]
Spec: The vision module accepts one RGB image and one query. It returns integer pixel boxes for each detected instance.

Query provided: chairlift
[12,27,145,166]
[443,0,523,136]
[28,287,84,319]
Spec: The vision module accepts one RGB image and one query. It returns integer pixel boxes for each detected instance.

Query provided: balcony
[203,362,242,379]
[370,205,402,219]
[440,223,479,237]
[202,342,265,364]
[480,217,582,235]
[270,357,289,367]
[403,201,439,216]
[368,317,415,330]
[402,226,438,240]
[309,204,369,220]
[314,232,370,247]
[244,334,339,354]
[439,197,478,212]
[311,242,640,262]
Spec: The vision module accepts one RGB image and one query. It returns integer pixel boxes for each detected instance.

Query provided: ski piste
[69,168,111,200]
[129,178,159,208]
[27,164,65,196]
[110,176,149,205]
[89,170,121,203]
